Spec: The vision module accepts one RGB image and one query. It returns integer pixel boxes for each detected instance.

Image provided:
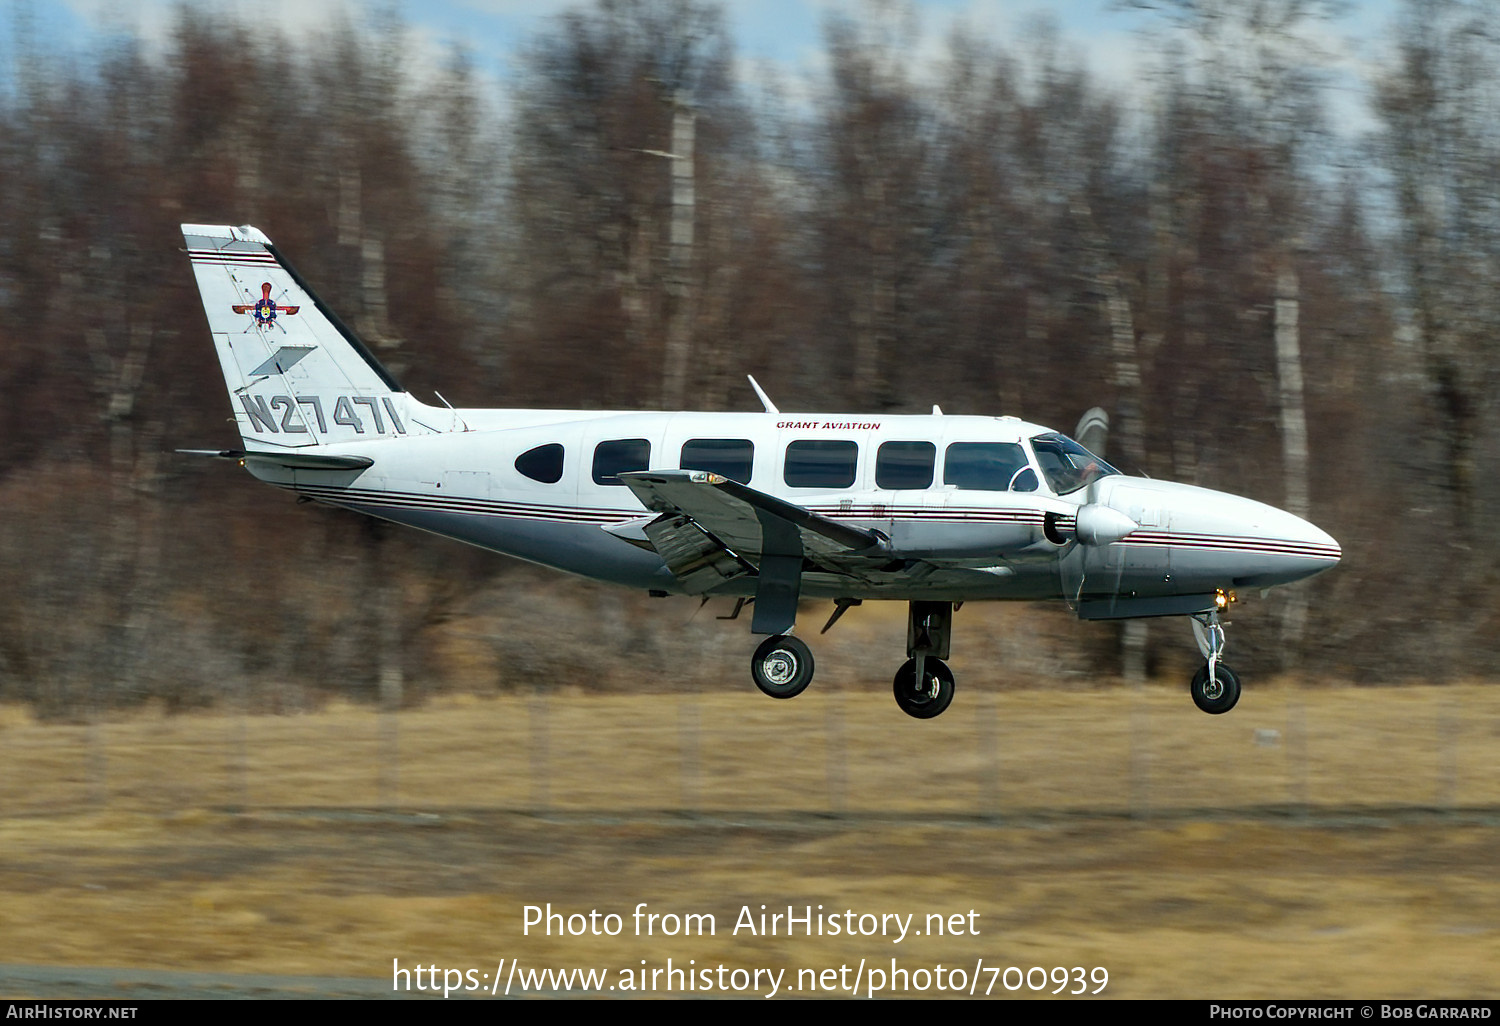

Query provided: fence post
[1437,691,1456,809]
[679,697,700,814]
[1287,691,1308,815]
[1129,680,1151,820]
[530,690,549,812]
[824,691,847,815]
[976,691,999,819]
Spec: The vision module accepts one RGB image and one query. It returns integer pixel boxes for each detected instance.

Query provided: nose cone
[1291,515,1341,564]
[1184,486,1341,587]
[1101,477,1341,589]
[1260,510,1342,584]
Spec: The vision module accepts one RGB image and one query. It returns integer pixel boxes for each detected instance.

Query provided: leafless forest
[0,0,1495,715]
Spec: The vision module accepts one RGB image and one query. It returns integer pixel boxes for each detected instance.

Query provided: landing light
[1214,589,1237,610]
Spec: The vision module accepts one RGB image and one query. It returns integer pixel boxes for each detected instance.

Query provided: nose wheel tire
[751,635,814,699]
[1190,663,1241,715]
[892,657,955,719]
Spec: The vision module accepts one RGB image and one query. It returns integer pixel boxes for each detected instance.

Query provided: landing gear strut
[894,601,956,719]
[1188,608,1240,714]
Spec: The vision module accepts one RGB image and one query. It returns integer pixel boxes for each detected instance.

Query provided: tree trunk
[1274,258,1310,661]
[661,93,697,410]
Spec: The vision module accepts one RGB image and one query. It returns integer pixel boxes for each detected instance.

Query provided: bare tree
[504,0,738,408]
[1127,0,1345,659]
[1374,0,1500,534]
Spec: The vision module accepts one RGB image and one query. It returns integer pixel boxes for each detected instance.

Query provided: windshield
[1029,433,1119,495]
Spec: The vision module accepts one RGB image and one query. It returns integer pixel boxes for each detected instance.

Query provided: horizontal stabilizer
[177,448,374,471]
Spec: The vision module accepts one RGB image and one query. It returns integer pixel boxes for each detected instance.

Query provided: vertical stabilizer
[183,224,438,449]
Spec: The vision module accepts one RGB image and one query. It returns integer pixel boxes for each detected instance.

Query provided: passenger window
[680,438,754,483]
[592,438,651,486]
[944,442,1030,491]
[876,441,935,489]
[784,440,858,488]
[515,443,564,484]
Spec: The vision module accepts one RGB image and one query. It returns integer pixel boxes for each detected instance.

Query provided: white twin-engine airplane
[182,224,1341,719]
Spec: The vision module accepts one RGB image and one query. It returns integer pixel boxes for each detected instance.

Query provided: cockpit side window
[1029,433,1118,495]
[876,441,935,489]
[943,442,1031,491]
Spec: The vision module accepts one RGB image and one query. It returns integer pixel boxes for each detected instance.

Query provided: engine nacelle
[884,519,1037,559]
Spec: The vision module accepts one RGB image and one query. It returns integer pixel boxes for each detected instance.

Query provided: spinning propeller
[1055,408,1139,608]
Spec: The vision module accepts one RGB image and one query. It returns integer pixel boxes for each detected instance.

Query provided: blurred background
[6,0,1500,1000]
[0,0,1493,712]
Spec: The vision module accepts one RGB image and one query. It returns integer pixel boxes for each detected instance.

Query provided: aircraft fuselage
[241,407,1339,612]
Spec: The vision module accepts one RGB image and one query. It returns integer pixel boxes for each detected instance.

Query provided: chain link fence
[1,685,1494,820]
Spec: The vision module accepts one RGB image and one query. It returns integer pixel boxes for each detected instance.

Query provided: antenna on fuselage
[431,390,471,433]
[747,375,779,414]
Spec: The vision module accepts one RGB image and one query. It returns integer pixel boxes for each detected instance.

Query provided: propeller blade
[1074,407,1109,458]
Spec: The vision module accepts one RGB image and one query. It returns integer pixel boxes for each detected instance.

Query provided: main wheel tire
[1190,662,1241,715]
[751,635,814,699]
[892,657,955,719]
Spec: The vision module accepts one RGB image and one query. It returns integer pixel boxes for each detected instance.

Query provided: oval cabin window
[515,443,565,484]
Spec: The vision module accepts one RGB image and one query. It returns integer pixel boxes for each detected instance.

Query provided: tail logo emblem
[232,282,301,330]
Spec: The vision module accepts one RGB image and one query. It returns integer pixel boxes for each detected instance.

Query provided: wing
[609,471,1047,631]
[612,470,889,592]
[611,470,892,618]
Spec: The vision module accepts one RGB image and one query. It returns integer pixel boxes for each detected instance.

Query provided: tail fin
[183,224,436,448]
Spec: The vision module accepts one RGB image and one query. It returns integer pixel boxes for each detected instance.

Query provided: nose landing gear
[1188,607,1240,714]
[1190,662,1241,714]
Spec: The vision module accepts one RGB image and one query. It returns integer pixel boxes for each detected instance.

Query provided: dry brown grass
[0,683,1497,998]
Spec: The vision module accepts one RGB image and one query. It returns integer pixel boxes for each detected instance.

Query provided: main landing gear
[1188,608,1240,714]
[893,656,954,719]
[747,600,960,719]
[894,601,955,719]
[751,634,814,699]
